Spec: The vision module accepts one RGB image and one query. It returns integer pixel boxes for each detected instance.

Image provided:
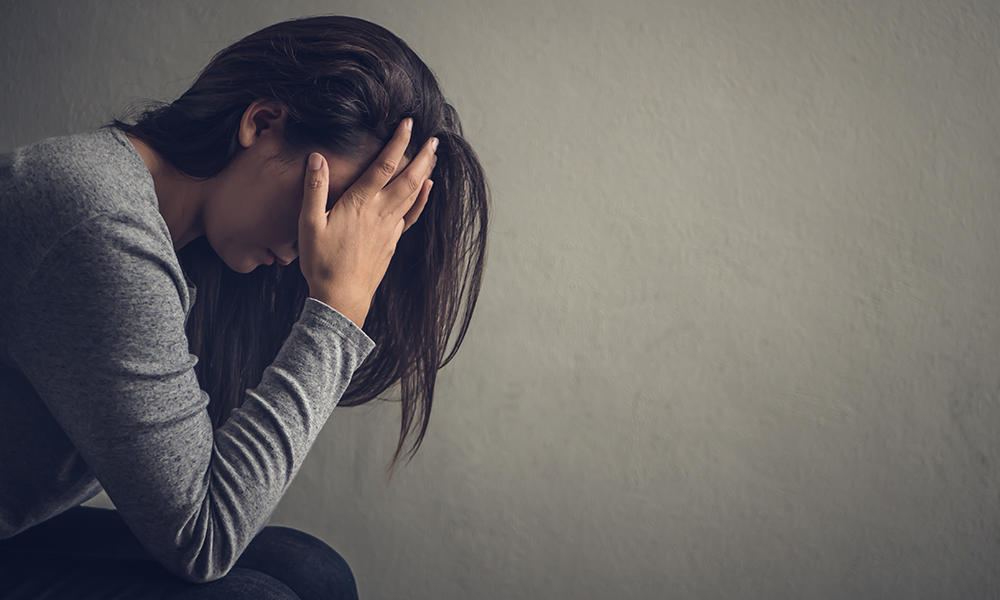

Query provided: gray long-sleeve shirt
[0,128,374,582]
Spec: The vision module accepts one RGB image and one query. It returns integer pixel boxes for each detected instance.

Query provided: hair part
[112,16,489,470]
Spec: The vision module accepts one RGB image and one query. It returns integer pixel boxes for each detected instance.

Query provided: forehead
[324,152,412,206]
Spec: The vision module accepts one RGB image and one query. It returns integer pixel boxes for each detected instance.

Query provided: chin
[221,254,258,274]
[206,240,256,273]
[238,260,261,274]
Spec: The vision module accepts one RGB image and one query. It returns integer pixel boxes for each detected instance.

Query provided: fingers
[383,136,438,217]
[300,152,329,229]
[402,179,433,233]
[347,118,414,202]
[317,117,437,232]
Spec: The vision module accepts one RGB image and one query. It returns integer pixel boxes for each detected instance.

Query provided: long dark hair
[112,16,488,468]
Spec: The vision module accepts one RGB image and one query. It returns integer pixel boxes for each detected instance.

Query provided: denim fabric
[0,507,359,600]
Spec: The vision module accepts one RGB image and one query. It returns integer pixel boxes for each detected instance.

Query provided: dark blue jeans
[0,507,359,599]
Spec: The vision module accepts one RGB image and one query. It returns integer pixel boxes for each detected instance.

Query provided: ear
[237,100,288,149]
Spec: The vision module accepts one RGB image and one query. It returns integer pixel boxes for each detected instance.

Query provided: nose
[275,241,298,266]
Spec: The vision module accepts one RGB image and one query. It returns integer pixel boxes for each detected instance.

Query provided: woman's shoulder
[1,128,170,258]
[0,129,179,343]
[3,127,159,221]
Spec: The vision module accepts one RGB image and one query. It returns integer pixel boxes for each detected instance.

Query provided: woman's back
[0,127,375,582]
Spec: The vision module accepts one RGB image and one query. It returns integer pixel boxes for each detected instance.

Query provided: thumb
[300,153,329,230]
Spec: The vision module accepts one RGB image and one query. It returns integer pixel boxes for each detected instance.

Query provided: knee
[237,526,358,600]
[171,568,299,599]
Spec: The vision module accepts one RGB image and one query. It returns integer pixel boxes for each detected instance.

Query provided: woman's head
[114,16,488,468]
[193,98,397,274]
[126,16,451,175]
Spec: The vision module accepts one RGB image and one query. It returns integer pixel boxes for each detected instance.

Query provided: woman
[0,15,488,600]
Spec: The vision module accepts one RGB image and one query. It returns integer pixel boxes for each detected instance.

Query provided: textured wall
[4,0,1000,598]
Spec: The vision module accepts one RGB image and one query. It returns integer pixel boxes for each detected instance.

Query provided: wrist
[309,292,369,328]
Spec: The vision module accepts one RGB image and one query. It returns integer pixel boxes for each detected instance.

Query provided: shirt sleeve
[8,212,374,582]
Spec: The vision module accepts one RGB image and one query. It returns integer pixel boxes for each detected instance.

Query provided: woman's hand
[298,118,437,328]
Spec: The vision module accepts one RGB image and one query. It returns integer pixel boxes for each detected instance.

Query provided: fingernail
[404,118,413,131]
[431,137,439,151]
[308,153,323,170]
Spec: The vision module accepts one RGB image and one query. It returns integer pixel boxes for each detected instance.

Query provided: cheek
[255,160,310,244]
[281,204,300,243]
[269,185,305,244]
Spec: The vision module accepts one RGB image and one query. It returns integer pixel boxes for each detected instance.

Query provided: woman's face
[202,134,374,274]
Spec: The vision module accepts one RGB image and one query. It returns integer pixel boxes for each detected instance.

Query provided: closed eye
[325,187,348,211]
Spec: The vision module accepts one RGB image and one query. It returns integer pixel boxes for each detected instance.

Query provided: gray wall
[4,0,1000,598]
